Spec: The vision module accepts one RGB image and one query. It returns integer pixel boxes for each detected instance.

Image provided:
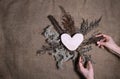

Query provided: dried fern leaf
[59,6,76,35]
[80,17,102,35]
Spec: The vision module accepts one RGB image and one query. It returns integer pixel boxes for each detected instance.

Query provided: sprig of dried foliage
[59,6,76,35]
[80,17,102,35]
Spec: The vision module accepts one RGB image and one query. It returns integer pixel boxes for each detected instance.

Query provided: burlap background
[0,0,120,79]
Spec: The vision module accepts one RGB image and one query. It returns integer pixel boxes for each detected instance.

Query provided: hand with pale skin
[96,34,120,57]
[79,57,94,79]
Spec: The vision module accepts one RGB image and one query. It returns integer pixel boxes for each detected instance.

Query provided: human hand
[96,34,118,50]
[79,57,94,79]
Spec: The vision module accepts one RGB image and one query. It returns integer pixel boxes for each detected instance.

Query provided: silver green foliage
[39,25,74,69]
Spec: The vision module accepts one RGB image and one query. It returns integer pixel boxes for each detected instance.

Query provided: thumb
[87,61,93,71]
[79,57,84,70]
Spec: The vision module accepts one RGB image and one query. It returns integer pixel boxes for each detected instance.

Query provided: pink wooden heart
[61,33,84,51]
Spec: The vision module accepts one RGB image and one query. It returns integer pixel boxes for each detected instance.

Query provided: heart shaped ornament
[61,33,84,51]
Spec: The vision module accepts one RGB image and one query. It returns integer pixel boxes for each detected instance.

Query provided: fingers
[96,33,110,40]
[96,33,106,37]
[79,57,93,70]
[100,45,105,49]
[79,56,83,63]
[97,41,105,46]
[79,57,84,70]
[87,61,93,71]
[95,33,103,37]
[96,33,109,47]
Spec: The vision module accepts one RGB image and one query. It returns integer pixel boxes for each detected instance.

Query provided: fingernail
[88,61,91,64]
[97,42,100,44]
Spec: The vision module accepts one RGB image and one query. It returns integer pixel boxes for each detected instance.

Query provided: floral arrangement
[37,6,102,69]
